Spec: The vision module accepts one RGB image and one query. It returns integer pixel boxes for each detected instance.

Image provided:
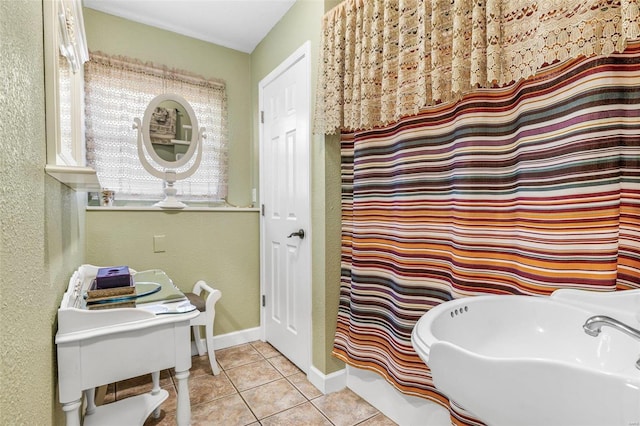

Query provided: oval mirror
[134,93,204,209]
[141,93,199,169]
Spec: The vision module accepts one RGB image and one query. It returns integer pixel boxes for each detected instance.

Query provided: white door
[259,42,311,372]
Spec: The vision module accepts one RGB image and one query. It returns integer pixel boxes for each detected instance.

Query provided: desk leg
[151,371,161,418]
[61,399,82,426]
[85,388,96,415]
[174,369,191,426]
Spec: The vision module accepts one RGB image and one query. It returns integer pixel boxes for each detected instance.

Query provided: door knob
[287,229,305,239]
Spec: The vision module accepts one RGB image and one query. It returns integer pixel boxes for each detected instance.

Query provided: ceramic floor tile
[287,372,323,400]
[260,401,333,426]
[312,388,379,426]
[100,383,116,405]
[116,371,173,400]
[241,378,307,419]
[188,354,220,377]
[188,371,237,406]
[130,343,397,426]
[157,383,178,413]
[250,340,280,358]
[356,413,398,425]
[268,354,301,377]
[226,359,282,391]
[216,343,264,370]
[191,393,257,425]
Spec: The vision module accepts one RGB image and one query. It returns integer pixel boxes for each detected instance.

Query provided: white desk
[56,265,198,426]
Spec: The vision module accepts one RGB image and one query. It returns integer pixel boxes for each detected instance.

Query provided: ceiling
[82,0,297,54]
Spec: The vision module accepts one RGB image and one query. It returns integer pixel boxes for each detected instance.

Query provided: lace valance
[85,51,229,201]
[315,0,640,135]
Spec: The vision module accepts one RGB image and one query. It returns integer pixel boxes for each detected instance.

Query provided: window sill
[86,206,259,212]
[45,165,101,192]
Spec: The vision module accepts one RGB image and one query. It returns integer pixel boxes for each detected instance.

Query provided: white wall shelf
[45,164,101,191]
[86,206,259,212]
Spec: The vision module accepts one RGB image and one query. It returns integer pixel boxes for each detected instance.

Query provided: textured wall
[0,1,84,424]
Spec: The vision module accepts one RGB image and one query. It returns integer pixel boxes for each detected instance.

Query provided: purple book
[95,266,132,289]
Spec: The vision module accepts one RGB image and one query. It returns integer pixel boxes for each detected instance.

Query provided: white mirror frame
[142,94,200,170]
[133,94,205,209]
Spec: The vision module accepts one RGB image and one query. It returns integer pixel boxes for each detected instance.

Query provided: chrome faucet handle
[583,315,640,370]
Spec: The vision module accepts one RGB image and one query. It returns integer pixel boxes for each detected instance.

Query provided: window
[84,52,228,202]
[44,0,100,192]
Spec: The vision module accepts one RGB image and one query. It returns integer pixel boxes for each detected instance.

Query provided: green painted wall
[83,8,254,207]
[85,210,260,334]
[251,0,344,375]
[85,0,344,376]
[82,9,261,336]
[0,1,85,424]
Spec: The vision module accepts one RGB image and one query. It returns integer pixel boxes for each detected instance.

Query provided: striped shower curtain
[335,43,640,424]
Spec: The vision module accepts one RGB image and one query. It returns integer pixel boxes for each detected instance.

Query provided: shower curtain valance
[315,0,640,135]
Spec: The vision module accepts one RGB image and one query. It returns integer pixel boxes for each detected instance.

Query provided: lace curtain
[315,0,640,134]
[85,52,228,201]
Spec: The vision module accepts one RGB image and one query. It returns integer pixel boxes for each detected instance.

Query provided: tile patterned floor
[101,341,397,425]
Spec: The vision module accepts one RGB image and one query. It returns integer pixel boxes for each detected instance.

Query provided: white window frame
[43,0,98,190]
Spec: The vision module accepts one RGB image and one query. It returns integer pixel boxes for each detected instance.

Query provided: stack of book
[86,266,135,310]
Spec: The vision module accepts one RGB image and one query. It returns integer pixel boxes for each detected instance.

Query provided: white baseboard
[346,365,450,426]
[307,365,347,395]
[214,327,261,349]
[191,327,261,355]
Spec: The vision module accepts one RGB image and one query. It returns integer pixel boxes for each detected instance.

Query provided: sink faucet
[583,315,640,339]
[583,315,640,370]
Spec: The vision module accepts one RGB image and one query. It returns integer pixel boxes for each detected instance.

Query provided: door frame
[258,41,312,370]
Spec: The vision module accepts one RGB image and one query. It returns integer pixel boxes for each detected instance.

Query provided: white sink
[411,290,640,426]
